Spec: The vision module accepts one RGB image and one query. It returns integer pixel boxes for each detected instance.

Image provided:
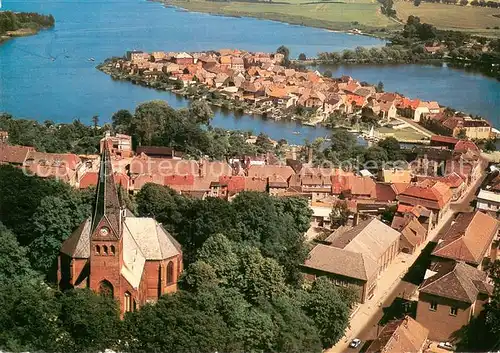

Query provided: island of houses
[99,49,495,141]
[1,128,498,348]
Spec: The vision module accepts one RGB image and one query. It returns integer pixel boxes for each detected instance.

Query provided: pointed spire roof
[91,147,122,238]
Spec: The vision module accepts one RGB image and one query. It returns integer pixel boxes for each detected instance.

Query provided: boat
[292,131,301,135]
[88,57,95,62]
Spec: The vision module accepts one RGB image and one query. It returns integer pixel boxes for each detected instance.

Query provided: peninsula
[0,11,55,43]
[98,48,496,143]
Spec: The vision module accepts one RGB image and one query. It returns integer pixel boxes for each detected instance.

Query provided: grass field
[166,0,400,33]
[394,1,500,36]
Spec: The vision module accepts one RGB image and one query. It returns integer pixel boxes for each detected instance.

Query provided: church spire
[91,147,122,238]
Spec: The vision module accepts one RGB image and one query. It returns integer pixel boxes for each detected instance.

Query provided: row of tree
[0,11,54,35]
[1,100,279,160]
[415,0,500,7]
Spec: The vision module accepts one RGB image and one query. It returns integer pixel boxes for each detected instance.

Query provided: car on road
[438,342,456,351]
[349,338,362,349]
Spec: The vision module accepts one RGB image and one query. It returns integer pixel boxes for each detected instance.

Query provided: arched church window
[95,245,101,255]
[103,245,108,255]
[98,280,114,298]
[124,292,132,312]
[110,245,115,255]
[167,261,174,284]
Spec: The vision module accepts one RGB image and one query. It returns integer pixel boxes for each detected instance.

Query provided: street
[326,169,487,353]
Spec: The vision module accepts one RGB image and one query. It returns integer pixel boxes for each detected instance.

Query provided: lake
[0,0,499,144]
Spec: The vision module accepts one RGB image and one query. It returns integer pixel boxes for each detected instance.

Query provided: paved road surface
[329,169,487,353]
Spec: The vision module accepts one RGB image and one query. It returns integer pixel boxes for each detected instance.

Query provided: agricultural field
[166,0,400,33]
[394,1,500,36]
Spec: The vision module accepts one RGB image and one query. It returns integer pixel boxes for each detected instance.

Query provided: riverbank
[0,11,55,44]
[157,0,400,38]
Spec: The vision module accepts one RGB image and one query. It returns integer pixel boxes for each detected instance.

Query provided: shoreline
[0,28,39,44]
[152,0,396,40]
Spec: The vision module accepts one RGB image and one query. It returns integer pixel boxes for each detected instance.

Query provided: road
[328,169,487,353]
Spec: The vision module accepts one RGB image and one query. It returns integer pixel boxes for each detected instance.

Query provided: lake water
[0,0,499,144]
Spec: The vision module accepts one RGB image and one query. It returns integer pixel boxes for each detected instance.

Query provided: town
[99,48,496,144]
[1,111,499,352]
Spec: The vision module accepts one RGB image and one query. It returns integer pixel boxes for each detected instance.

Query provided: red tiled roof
[416,172,465,189]
[431,135,459,145]
[0,144,34,165]
[398,180,452,209]
[247,165,295,181]
[432,211,499,265]
[366,316,428,353]
[454,140,479,153]
[79,171,130,190]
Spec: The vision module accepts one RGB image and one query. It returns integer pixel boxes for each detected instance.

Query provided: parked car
[438,342,456,351]
[349,338,362,349]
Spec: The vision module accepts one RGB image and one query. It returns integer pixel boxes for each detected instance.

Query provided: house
[100,133,133,158]
[445,150,482,185]
[379,168,412,184]
[391,214,428,254]
[397,180,452,224]
[302,218,400,303]
[268,174,289,196]
[476,189,500,215]
[231,57,244,71]
[23,151,82,186]
[135,146,183,159]
[174,52,194,65]
[416,261,493,341]
[365,316,429,353]
[79,171,130,191]
[247,165,295,181]
[431,211,499,269]
[58,148,183,316]
[0,131,8,143]
[0,143,33,166]
[416,172,465,201]
[430,135,459,150]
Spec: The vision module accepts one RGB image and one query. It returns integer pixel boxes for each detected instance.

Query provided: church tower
[88,147,124,299]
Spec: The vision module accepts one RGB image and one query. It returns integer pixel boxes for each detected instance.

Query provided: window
[110,245,115,255]
[430,301,438,311]
[450,307,458,316]
[99,280,114,298]
[103,245,108,255]
[124,292,132,312]
[167,261,174,284]
[95,245,101,255]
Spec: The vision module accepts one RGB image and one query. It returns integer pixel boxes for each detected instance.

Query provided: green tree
[0,281,65,352]
[111,109,133,134]
[330,201,351,228]
[302,277,352,348]
[0,223,36,284]
[188,100,214,126]
[378,137,402,160]
[132,100,177,145]
[59,289,121,352]
[457,129,467,139]
[485,260,500,336]
[255,132,275,153]
[298,53,307,60]
[377,81,385,92]
[28,193,91,276]
[323,69,333,78]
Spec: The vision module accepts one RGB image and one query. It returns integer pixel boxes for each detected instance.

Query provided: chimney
[308,147,313,164]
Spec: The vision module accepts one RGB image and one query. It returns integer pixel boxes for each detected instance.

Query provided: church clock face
[100,227,109,237]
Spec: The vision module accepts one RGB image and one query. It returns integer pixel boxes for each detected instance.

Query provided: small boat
[88,57,95,62]
[292,131,301,135]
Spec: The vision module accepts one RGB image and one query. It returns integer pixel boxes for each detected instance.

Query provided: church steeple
[91,147,122,238]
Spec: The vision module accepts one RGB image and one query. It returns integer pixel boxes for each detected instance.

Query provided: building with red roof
[397,180,452,224]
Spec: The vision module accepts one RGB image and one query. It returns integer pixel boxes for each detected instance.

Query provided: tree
[330,201,351,228]
[376,81,385,92]
[326,129,357,163]
[0,281,65,352]
[364,145,389,171]
[323,69,333,78]
[277,45,290,66]
[132,100,177,145]
[189,100,214,126]
[484,139,497,152]
[378,137,403,161]
[111,109,133,134]
[91,115,99,134]
[457,129,467,139]
[28,193,91,277]
[0,223,35,284]
[255,133,274,153]
[58,289,121,352]
[298,53,307,61]
[301,277,352,348]
[485,260,500,336]
[414,0,421,5]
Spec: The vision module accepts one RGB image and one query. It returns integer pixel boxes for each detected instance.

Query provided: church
[58,147,183,314]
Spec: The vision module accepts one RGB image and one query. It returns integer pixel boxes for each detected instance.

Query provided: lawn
[166,0,400,32]
[394,1,500,36]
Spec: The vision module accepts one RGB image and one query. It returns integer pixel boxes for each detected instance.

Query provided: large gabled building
[58,148,183,315]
